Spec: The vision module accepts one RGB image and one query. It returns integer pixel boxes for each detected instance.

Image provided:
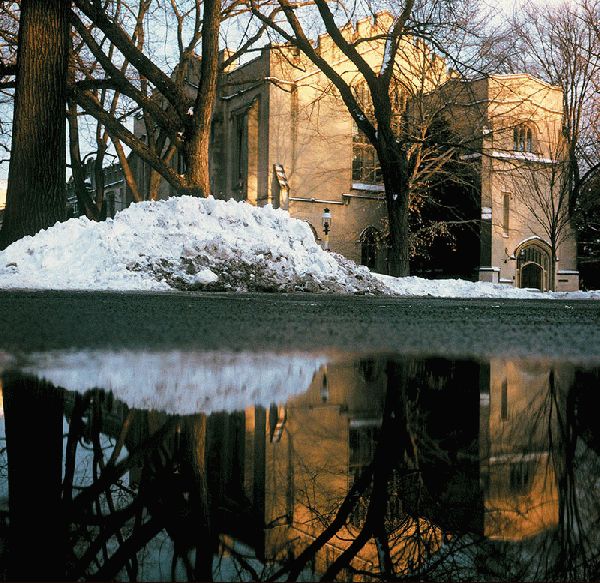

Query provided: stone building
[132,13,580,290]
[208,13,452,276]
[442,74,579,291]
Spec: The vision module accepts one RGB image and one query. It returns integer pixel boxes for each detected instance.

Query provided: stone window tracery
[351,82,404,184]
[513,124,534,153]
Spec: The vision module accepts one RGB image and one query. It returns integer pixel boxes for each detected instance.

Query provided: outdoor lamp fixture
[504,247,517,262]
[322,207,332,251]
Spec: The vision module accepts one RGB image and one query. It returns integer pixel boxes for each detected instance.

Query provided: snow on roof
[0,195,597,299]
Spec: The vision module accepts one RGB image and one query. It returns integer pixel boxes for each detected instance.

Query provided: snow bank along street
[0,197,597,299]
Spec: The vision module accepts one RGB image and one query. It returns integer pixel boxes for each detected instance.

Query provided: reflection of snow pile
[0,196,386,294]
[18,350,327,414]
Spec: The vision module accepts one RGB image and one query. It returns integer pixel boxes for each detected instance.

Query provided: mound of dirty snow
[0,196,387,294]
[0,196,598,299]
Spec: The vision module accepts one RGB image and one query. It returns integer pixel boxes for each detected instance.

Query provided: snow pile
[0,196,386,294]
[0,196,598,298]
[15,350,327,414]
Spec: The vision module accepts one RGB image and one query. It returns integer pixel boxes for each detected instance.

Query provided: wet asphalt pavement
[0,289,599,362]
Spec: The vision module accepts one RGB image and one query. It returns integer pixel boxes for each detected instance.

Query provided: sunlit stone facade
[132,15,580,289]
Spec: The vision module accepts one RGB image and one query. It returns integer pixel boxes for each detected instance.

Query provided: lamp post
[321,207,332,251]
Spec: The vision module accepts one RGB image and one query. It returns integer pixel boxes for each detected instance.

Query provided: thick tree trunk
[550,244,557,291]
[379,146,411,277]
[0,0,69,249]
[184,133,212,198]
[185,414,213,581]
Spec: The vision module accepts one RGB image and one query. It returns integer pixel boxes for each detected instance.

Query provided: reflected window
[358,359,377,383]
[349,425,378,476]
[509,461,536,494]
[349,422,379,527]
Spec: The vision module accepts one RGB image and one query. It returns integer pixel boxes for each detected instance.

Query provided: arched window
[513,125,534,153]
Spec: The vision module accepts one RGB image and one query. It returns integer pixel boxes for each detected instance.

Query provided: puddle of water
[0,352,599,581]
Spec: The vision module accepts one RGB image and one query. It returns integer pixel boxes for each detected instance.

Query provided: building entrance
[516,239,551,291]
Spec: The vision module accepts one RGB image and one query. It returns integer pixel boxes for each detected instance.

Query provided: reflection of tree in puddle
[477,361,600,580]
[1,374,214,580]
[259,358,481,581]
[0,358,599,581]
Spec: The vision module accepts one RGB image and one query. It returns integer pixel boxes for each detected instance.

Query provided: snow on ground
[375,273,600,300]
[0,196,598,299]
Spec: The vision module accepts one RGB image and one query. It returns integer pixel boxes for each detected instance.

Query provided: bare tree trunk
[68,99,100,220]
[112,137,143,203]
[181,414,213,581]
[551,243,557,291]
[183,0,221,197]
[380,145,411,277]
[94,132,108,219]
[0,0,69,249]
[149,145,175,200]
[149,168,163,201]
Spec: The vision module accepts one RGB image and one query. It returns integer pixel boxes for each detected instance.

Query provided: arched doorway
[521,262,543,290]
[515,238,551,291]
[359,226,380,270]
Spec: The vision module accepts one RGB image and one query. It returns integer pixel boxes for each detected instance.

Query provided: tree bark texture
[183,0,222,197]
[0,0,69,249]
[379,135,411,277]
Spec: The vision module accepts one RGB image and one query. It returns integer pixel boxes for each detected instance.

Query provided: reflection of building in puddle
[265,360,395,576]
[234,358,574,577]
[3,355,597,580]
[237,359,462,579]
[479,360,571,541]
